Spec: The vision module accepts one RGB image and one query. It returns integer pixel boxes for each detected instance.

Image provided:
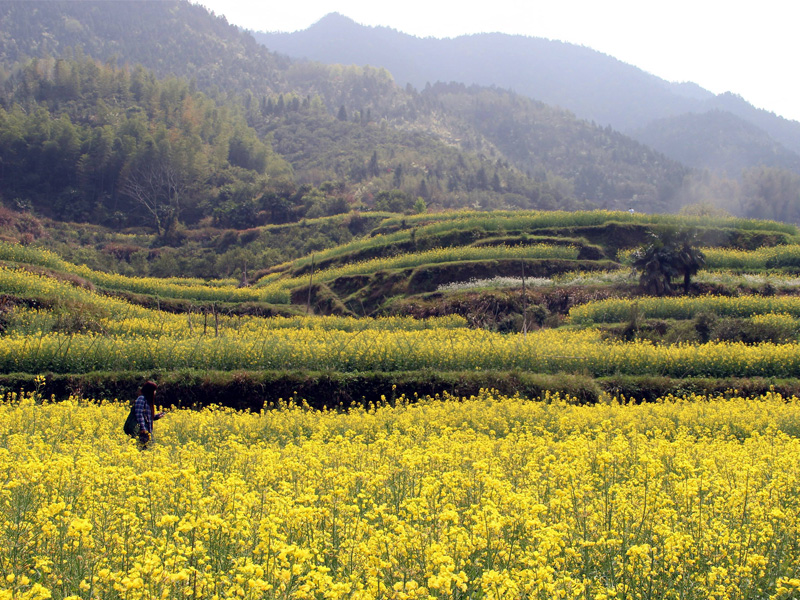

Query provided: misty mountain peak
[311,12,359,30]
[255,14,800,163]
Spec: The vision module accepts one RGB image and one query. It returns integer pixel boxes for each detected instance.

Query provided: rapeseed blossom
[1,389,799,599]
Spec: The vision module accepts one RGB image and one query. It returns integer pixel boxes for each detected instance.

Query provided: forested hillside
[257,14,800,179]
[0,0,288,97]
[1,0,799,239]
[633,110,800,177]
[0,56,291,231]
[417,83,688,212]
[0,0,696,222]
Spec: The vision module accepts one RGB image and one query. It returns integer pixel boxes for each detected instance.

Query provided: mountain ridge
[255,13,800,171]
[1,0,798,227]
[256,13,710,130]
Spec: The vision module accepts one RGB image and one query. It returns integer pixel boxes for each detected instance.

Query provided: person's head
[141,381,158,401]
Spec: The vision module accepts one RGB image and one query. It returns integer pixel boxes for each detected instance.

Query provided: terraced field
[3,209,800,404]
[4,209,800,600]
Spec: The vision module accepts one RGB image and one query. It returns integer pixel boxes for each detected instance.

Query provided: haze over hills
[256,13,701,131]
[255,13,800,176]
[0,0,799,231]
[0,0,291,95]
[0,0,694,218]
[633,110,800,177]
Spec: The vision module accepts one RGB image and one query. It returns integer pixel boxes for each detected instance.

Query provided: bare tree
[121,160,186,235]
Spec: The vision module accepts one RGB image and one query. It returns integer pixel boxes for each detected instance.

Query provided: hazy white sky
[194,0,799,123]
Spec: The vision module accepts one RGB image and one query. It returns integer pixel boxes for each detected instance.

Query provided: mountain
[0,0,289,97]
[256,13,698,131]
[1,0,799,228]
[414,82,687,212]
[633,110,800,177]
[705,92,800,157]
[255,14,800,174]
[0,0,697,218]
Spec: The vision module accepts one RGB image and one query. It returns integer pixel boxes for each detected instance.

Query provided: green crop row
[378,209,799,236]
[569,294,800,324]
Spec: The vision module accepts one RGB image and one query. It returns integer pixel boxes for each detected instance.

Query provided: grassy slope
[3,209,800,406]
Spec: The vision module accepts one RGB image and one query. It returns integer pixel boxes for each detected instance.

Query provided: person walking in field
[125,381,165,449]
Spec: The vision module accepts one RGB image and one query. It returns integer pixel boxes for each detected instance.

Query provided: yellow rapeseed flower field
[7,325,800,377]
[569,294,800,324]
[1,389,799,600]
[9,262,800,378]
[701,245,800,270]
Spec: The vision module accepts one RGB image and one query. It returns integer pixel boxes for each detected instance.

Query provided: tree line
[0,56,296,232]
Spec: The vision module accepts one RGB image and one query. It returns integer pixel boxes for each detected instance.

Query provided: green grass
[377,209,800,236]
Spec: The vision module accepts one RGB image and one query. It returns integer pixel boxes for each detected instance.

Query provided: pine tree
[368,151,379,177]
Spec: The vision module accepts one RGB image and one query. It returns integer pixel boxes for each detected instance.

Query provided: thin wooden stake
[521,259,527,338]
[306,254,315,315]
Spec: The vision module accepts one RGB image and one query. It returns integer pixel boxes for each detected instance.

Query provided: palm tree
[674,230,706,293]
[631,228,705,295]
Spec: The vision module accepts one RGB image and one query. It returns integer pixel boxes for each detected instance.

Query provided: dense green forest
[0,0,799,254]
[0,0,288,97]
[0,0,689,221]
[0,56,581,232]
[0,56,292,231]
